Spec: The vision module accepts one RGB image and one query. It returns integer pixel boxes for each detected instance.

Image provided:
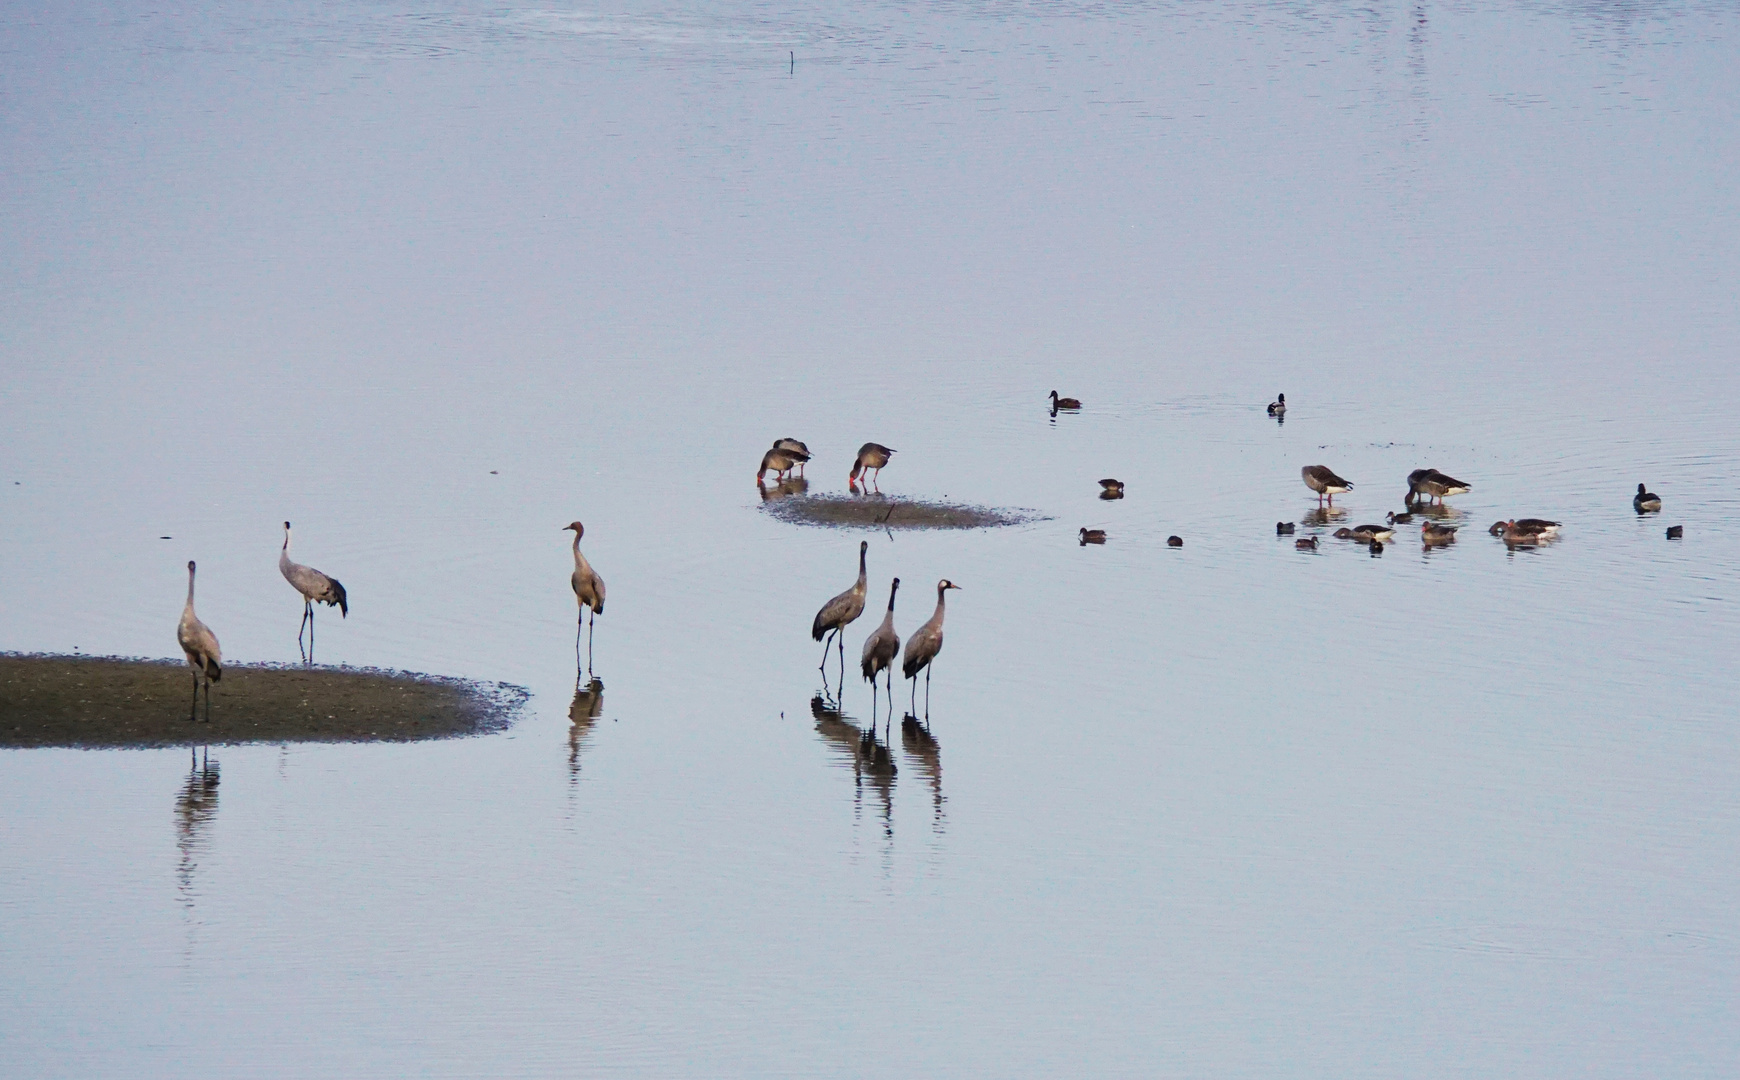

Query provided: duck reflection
[1300,507,1347,528]
[1405,502,1464,521]
[757,476,809,501]
[569,677,604,786]
[810,694,896,837]
[175,746,220,910]
[900,714,946,833]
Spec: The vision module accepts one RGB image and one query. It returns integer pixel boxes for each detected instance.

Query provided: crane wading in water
[812,541,868,678]
[177,560,222,721]
[860,577,901,727]
[280,522,348,663]
[564,522,606,676]
[902,579,960,718]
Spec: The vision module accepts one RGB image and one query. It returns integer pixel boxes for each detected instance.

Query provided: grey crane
[860,577,901,723]
[902,579,960,716]
[564,522,606,674]
[849,443,896,489]
[176,560,222,721]
[812,540,868,676]
[280,521,348,662]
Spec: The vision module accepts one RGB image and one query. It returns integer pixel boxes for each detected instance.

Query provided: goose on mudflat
[1407,468,1472,506]
[1302,465,1353,506]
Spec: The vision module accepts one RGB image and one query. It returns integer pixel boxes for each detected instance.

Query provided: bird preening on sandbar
[564,522,606,675]
[1302,465,1352,506]
[813,541,868,676]
[860,577,901,724]
[849,443,895,489]
[280,522,347,663]
[177,560,221,721]
[902,579,959,717]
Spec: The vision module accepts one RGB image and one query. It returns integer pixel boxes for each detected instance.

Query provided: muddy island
[760,491,1044,530]
[0,654,526,749]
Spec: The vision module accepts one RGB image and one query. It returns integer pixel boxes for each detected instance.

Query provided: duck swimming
[1295,536,1318,550]
[1489,518,1561,539]
[1634,483,1661,512]
[1267,393,1286,417]
[1493,519,1561,545]
[1420,522,1458,546]
[1079,528,1107,545]
[1386,510,1413,526]
[1099,478,1125,498]
[1334,524,1395,543]
[1049,391,1082,412]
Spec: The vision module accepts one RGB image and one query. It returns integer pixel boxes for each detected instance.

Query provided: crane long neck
[857,547,866,584]
[886,584,898,612]
[185,566,196,609]
[932,587,947,620]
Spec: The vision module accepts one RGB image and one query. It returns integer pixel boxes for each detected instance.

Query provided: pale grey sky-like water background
[3,1,1739,1076]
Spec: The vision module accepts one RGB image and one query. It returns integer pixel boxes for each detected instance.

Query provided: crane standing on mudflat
[280,521,348,662]
[177,560,222,721]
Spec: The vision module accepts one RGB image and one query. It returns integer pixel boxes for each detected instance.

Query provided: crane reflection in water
[901,715,947,835]
[810,694,896,840]
[175,746,220,912]
[569,677,604,791]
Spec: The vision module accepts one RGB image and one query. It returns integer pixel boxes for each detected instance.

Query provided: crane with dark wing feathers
[280,522,347,663]
[812,541,868,677]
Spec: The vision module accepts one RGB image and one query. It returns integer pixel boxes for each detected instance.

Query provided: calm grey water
[4,1,1739,1075]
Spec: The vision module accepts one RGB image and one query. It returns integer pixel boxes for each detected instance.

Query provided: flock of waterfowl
[1081,393,1682,556]
[168,392,1683,725]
